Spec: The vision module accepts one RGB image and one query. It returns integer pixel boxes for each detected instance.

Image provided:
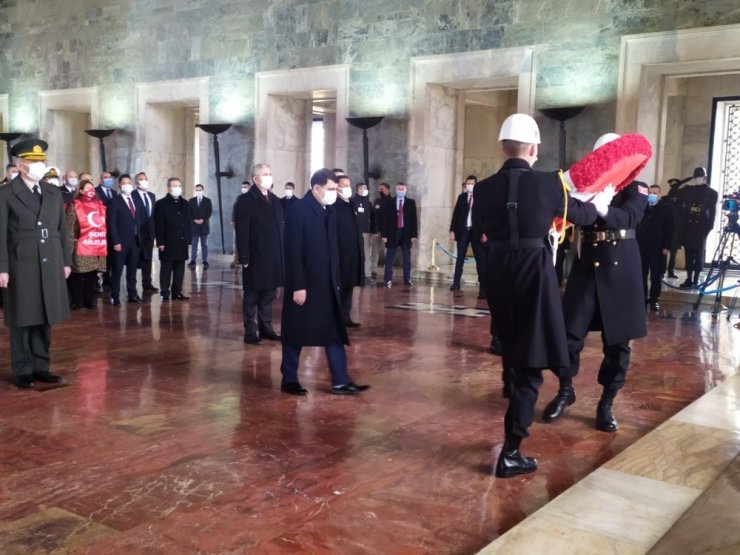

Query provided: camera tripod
[693,214,740,319]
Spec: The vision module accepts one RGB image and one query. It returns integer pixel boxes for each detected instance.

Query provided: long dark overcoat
[281,193,349,347]
[154,194,192,261]
[234,185,284,290]
[563,181,648,345]
[472,158,598,369]
[0,176,72,327]
[335,198,364,288]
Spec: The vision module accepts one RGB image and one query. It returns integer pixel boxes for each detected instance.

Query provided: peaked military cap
[10,138,49,161]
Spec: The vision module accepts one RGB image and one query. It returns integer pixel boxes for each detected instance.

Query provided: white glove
[590,184,616,217]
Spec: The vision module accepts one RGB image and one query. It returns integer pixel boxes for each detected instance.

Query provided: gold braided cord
[557,170,569,245]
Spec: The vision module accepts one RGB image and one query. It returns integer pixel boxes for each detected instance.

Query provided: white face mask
[321,189,337,206]
[241,187,249,194]
[466,184,475,193]
[195,191,204,198]
[358,190,368,197]
[170,186,182,198]
[9,171,19,180]
[121,184,134,195]
[67,177,79,187]
[137,179,149,190]
[284,190,294,198]
[340,186,352,198]
[26,162,47,182]
[259,175,273,190]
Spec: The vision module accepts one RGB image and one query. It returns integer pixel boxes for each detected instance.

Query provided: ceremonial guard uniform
[544,134,648,433]
[474,114,603,478]
[677,167,718,288]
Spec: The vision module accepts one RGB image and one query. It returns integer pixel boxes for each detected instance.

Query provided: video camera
[723,190,740,213]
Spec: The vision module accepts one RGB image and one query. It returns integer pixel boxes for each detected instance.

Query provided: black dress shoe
[244,334,262,345]
[649,302,659,312]
[160,296,170,303]
[489,336,503,356]
[203,262,209,269]
[542,387,576,422]
[596,399,618,432]
[188,261,196,268]
[331,383,371,395]
[345,320,361,329]
[668,272,679,279]
[32,372,63,384]
[84,301,96,309]
[143,286,159,293]
[494,449,538,478]
[260,330,281,341]
[403,281,412,286]
[110,298,121,306]
[15,375,34,389]
[679,279,694,289]
[450,284,460,291]
[281,381,308,396]
[127,296,146,304]
[173,293,190,301]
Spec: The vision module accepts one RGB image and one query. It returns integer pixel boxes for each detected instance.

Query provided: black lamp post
[196,123,233,254]
[346,116,384,186]
[84,129,116,172]
[0,132,23,162]
[539,107,586,169]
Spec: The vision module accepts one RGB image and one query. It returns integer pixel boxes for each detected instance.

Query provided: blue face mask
[103,177,114,188]
[396,190,406,199]
[647,193,658,205]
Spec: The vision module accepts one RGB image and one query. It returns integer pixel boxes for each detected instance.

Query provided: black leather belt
[487,237,546,252]
[583,229,635,242]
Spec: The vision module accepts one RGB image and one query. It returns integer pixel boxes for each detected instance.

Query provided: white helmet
[593,133,620,151]
[498,113,541,144]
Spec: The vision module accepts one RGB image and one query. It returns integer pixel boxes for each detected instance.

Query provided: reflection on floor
[0,257,738,554]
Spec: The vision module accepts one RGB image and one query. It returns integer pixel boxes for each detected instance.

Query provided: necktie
[32,185,40,196]
[143,193,150,216]
[127,197,136,218]
[397,199,404,229]
[198,197,201,207]
[106,188,111,199]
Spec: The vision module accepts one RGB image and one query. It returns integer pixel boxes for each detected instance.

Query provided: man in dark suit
[0,163,19,187]
[382,182,418,287]
[473,114,606,477]
[543,133,648,434]
[154,177,191,303]
[0,139,72,389]
[352,182,374,285]
[234,163,284,345]
[637,184,674,311]
[280,168,370,396]
[95,171,118,288]
[336,174,364,327]
[134,171,157,292]
[107,174,147,305]
[188,183,212,269]
[677,167,718,288]
[280,181,299,216]
[449,174,486,295]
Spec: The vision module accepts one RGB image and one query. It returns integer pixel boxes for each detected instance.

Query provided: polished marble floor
[1,258,738,554]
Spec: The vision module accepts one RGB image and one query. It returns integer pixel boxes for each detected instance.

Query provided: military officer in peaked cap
[0,138,72,388]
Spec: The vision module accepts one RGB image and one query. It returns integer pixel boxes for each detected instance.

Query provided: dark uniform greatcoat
[336,199,364,288]
[0,176,72,327]
[154,194,192,261]
[281,193,349,348]
[676,184,718,250]
[473,158,598,369]
[563,181,648,346]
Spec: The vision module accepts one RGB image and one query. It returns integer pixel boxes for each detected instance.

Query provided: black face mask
[379,190,387,197]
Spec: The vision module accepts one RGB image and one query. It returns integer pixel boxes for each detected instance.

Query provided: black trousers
[160,259,185,297]
[139,253,154,289]
[242,281,276,336]
[111,245,140,300]
[684,247,704,282]
[667,246,678,275]
[640,251,665,303]
[339,286,354,323]
[10,324,51,377]
[504,367,544,438]
[452,228,485,286]
[68,271,98,308]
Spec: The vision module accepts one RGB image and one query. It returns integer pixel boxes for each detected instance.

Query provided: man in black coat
[382,182,418,287]
[371,182,391,280]
[449,174,486,296]
[336,175,365,327]
[473,114,604,478]
[234,163,284,345]
[280,181,300,216]
[279,168,370,396]
[677,167,718,288]
[543,133,648,435]
[134,171,157,292]
[188,183,213,268]
[96,171,118,288]
[107,174,147,305]
[352,182,374,285]
[637,184,674,311]
[154,177,192,303]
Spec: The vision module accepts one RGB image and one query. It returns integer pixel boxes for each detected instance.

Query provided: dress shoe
[70,303,79,310]
[668,272,679,279]
[649,301,659,312]
[494,449,538,478]
[345,320,361,329]
[331,383,371,395]
[450,284,461,291]
[188,261,196,268]
[160,295,170,303]
[110,298,121,306]
[260,330,281,341]
[244,334,262,345]
[489,336,503,356]
[281,381,308,396]
[173,293,190,301]
[679,279,694,289]
[127,296,146,304]
[364,277,374,286]
[15,375,34,389]
[385,281,392,288]
[542,387,576,422]
[84,301,97,309]
[203,262,209,269]
[596,398,618,432]
[32,372,63,384]
[403,281,412,286]
[143,286,159,293]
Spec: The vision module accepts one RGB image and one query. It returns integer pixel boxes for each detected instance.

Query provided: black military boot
[495,437,538,478]
[542,386,576,422]
[596,390,618,432]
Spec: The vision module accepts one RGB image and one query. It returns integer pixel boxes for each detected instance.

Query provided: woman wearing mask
[66,180,108,309]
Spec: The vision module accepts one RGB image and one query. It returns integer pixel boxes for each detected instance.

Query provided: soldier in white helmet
[473,114,612,478]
